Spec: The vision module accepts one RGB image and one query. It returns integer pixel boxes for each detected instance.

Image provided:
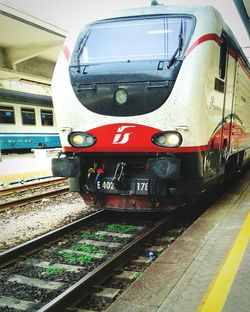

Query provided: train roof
[99,4,234,39]
[69,3,248,69]
[79,5,233,44]
[84,4,247,66]
[0,88,53,107]
[113,4,220,18]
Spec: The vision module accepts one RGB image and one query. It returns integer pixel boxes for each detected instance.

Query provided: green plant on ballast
[133,272,141,279]
[106,224,136,234]
[81,231,123,242]
[58,250,94,265]
[81,232,106,240]
[70,242,108,254]
[46,267,67,276]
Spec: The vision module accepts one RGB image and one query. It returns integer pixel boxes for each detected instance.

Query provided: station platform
[106,169,250,312]
[0,149,60,186]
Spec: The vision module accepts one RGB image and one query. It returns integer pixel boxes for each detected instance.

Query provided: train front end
[52,5,205,211]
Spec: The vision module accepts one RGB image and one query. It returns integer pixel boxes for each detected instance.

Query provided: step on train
[52,2,250,211]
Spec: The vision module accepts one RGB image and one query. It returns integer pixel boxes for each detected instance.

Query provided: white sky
[1,0,249,56]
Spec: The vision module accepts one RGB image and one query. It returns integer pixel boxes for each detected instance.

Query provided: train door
[218,32,237,167]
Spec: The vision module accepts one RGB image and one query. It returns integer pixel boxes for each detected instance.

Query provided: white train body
[52,4,250,211]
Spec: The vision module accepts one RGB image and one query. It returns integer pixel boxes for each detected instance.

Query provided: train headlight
[68,132,96,148]
[115,88,128,105]
[152,131,182,148]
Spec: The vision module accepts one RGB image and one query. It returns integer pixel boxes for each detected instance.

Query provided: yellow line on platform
[199,211,250,312]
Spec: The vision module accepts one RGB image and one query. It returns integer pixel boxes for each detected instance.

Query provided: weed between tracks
[71,242,108,254]
[106,224,137,233]
[81,232,107,240]
[58,250,95,265]
[0,219,148,311]
[45,267,67,276]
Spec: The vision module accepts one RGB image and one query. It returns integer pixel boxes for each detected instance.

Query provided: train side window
[21,108,36,125]
[41,109,53,126]
[0,106,15,124]
[219,34,228,80]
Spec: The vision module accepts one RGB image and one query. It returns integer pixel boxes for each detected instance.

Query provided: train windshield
[79,16,193,64]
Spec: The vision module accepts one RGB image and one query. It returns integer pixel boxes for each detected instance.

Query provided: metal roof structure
[0,1,66,84]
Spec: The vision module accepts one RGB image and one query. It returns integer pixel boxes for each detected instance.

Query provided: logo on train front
[112,126,136,144]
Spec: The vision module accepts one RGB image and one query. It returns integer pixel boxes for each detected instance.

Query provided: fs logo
[112,126,136,144]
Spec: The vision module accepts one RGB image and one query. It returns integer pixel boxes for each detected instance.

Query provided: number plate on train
[96,178,149,195]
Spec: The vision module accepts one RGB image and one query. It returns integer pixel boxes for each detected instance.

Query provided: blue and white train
[0,89,61,151]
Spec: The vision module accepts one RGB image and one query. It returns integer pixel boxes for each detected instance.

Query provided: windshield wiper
[76,30,90,72]
[167,20,184,69]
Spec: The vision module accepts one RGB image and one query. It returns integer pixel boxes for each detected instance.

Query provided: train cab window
[71,15,194,117]
[41,109,53,126]
[78,16,194,63]
[21,108,36,125]
[0,106,15,124]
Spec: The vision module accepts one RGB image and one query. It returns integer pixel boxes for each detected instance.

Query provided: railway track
[0,178,69,212]
[0,208,189,311]
[0,178,67,196]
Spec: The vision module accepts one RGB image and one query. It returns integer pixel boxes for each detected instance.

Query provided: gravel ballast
[0,192,95,251]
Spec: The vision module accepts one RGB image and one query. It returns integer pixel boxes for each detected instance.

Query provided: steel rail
[0,208,187,311]
[0,210,105,268]
[0,186,70,211]
[0,178,67,196]
[37,213,173,311]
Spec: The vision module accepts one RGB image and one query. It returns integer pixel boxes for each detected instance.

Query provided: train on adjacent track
[52,3,250,211]
[0,89,61,151]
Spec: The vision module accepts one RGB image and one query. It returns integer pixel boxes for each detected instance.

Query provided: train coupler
[112,162,128,190]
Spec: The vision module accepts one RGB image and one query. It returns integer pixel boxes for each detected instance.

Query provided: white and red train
[52,3,250,211]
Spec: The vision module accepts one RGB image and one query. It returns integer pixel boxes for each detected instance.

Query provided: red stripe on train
[63,123,209,153]
[185,33,250,79]
[185,33,221,58]
[63,120,249,153]
[63,45,70,62]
